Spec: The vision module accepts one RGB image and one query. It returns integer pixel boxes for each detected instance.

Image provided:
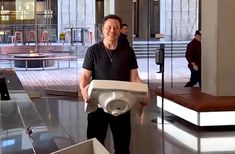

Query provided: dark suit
[118,33,130,47]
[185,38,201,87]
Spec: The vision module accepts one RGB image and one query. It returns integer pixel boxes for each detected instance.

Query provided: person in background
[118,23,130,47]
[184,30,201,87]
[79,14,147,154]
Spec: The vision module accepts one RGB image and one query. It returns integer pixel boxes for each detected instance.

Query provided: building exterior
[56,0,199,42]
[0,0,199,43]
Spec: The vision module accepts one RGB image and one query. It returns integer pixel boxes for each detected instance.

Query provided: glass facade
[0,0,57,43]
[0,0,200,91]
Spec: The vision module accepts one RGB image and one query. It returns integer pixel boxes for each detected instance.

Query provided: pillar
[114,0,133,46]
[202,0,235,96]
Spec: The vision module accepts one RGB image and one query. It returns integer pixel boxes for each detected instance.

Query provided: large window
[0,0,57,43]
[0,0,56,25]
[16,0,35,20]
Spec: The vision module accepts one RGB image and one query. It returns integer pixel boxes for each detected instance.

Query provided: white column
[114,0,133,46]
[202,0,235,96]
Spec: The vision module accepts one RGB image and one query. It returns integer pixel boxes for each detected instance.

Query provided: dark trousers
[87,108,131,154]
[185,69,201,87]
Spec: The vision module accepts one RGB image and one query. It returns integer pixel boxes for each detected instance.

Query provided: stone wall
[57,0,95,44]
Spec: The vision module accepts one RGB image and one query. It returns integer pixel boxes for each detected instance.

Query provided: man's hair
[121,24,128,28]
[195,30,201,36]
[103,14,122,26]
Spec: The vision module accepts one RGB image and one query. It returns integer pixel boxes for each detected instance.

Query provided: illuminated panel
[156,117,198,151]
[200,111,235,126]
[2,139,15,147]
[0,10,10,21]
[157,96,199,125]
[200,137,235,152]
[156,119,235,152]
[157,96,235,126]
[16,0,35,20]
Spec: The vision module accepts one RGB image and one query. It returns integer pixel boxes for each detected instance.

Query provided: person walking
[185,30,201,87]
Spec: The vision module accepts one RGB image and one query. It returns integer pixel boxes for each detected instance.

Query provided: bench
[45,89,79,97]
[155,86,235,126]
[0,55,77,70]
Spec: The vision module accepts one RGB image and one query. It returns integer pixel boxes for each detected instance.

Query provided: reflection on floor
[2,57,235,154]
[29,95,235,154]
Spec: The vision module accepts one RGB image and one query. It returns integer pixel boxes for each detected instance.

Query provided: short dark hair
[195,30,201,36]
[103,14,122,26]
[121,24,128,28]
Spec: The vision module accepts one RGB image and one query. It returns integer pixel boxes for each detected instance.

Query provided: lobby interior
[1,0,235,154]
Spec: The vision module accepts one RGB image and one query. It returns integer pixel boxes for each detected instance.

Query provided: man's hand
[140,91,150,107]
[81,84,90,103]
[137,92,150,124]
[191,63,198,71]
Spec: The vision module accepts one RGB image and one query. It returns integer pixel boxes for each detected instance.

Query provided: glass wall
[0,0,199,92]
[132,0,199,88]
[0,1,200,152]
[0,0,57,43]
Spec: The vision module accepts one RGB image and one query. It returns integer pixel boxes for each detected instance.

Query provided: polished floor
[30,92,235,154]
[1,57,235,154]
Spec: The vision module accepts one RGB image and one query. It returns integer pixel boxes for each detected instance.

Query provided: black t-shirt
[82,41,138,81]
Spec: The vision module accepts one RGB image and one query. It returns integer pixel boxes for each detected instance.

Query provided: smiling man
[79,14,147,154]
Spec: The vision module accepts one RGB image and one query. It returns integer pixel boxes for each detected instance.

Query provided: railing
[0,54,77,70]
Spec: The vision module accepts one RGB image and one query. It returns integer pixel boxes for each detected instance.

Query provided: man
[185,30,201,87]
[79,14,147,154]
[118,23,130,47]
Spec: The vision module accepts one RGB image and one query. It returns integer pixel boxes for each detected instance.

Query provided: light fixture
[43,9,53,18]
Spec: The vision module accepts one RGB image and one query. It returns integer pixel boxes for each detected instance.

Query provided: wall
[114,0,133,46]
[202,0,235,96]
[57,0,95,43]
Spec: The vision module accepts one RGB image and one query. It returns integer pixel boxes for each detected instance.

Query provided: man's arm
[130,69,142,83]
[79,68,92,102]
[130,69,149,106]
[185,44,194,64]
[185,44,198,70]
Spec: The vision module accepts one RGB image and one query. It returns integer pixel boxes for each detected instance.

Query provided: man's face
[102,18,121,42]
[121,26,128,35]
[195,34,201,42]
